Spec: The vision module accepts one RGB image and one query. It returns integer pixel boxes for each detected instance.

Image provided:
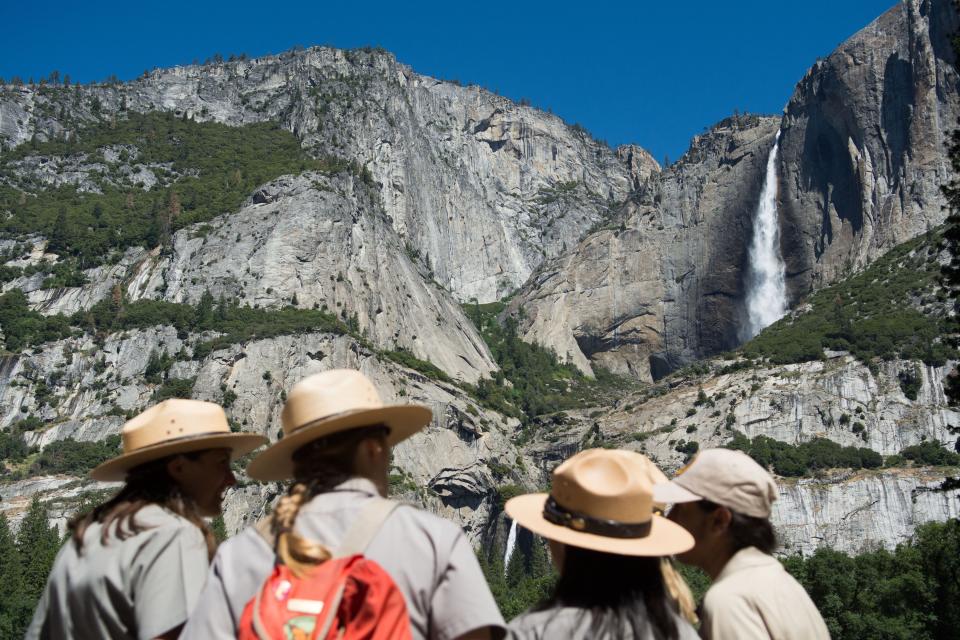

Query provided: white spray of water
[742,131,787,340]
[503,519,518,570]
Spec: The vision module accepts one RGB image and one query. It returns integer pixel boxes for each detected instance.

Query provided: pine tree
[0,513,27,638]
[195,290,215,328]
[48,206,70,255]
[16,498,61,635]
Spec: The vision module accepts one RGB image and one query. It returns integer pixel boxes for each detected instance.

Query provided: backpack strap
[253,516,276,550]
[336,497,398,557]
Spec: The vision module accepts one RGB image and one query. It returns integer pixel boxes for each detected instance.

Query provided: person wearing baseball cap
[181,368,506,640]
[505,449,699,639]
[26,399,266,640]
[652,448,829,640]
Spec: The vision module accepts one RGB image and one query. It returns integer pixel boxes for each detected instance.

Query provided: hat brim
[651,481,703,505]
[245,405,431,481]
[90,432,268,482]
[505,493,694,557]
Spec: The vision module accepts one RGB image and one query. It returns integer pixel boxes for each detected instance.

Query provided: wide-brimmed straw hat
[91,399,267,482]
[246,369,432,481]
[506,449,694,556]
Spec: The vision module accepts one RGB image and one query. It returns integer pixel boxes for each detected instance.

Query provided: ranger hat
[505,449,694,557]
[246,369,432,481]
[91,399,267,482]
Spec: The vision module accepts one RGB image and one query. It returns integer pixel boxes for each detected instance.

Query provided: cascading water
[741,130,788,341]
[503,519,518,570]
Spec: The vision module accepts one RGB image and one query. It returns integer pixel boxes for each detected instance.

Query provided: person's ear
[166,455,185,482]
[709,505,733,534]
[364,436,383,458]
[355,436,385,467]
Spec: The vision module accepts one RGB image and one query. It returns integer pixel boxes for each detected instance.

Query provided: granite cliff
[1,0,958,565]
[513,0,960,381]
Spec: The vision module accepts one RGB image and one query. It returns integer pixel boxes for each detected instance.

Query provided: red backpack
[239,498,413,640]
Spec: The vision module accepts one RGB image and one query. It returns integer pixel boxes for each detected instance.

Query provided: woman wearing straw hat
[181,368,505,640]
[26,399,266,640]
[504,449,699,639]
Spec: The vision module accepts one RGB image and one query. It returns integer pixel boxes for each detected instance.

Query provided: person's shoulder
[388,502,463,541]
[214,520,272,559]
[703,572,753,610]
[507,607,583,638]
[505,608,554,639]
[134,505,204,539]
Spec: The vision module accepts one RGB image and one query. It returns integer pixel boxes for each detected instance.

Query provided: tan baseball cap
[652,448,778,518]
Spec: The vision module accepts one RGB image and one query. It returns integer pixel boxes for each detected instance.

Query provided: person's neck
[701,543,737,580]
[352,470,388,497]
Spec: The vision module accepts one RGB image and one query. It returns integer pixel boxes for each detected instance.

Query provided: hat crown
[552,449,655,524]
[676,448,778,517]
[122,399,230,454]
[281,369,385,436]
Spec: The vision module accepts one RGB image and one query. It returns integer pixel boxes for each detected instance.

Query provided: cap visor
[652,481,703,505]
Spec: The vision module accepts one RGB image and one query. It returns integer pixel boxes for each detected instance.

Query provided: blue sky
[2,0,896,162]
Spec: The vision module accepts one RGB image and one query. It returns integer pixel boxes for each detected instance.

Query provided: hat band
[543,496,652,539]
[123,429,233,455]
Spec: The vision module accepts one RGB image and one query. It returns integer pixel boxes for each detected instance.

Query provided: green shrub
[461,301,636,424]
[0,289,73,351]
[898,366,922,401]
[0,112,337,266]
[496,484,524,510]
[33,434,121,475]
[727,433,883,476]
[741,230,954,367]
[152,377,196,402]
[380,348,451,383]
[784,520,960,639]
[900,441,960,467]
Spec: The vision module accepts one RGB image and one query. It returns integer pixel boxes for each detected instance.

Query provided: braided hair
[270,425,388,577]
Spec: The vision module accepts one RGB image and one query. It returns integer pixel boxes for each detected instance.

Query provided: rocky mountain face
[780,0,960,295]
[0,0,958,566]
[4,172,497,383]
[0,47,651,304]
[0,325,535,542]
[513,0,960,381]
[510,116,779,381]
[516,353,960,555]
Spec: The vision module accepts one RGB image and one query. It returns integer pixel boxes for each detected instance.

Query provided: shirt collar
[330,476,381,496]
[715,546,780,582]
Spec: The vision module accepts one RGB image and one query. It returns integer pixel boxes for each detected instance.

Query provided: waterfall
[742,130,787,340]
[503,519,518,570]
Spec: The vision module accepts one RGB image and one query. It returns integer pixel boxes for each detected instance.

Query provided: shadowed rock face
[513,0,960,381]
[779,0,960,298]
[511,117,779,381]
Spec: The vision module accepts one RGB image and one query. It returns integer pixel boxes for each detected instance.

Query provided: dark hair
[271,425,389,577]
[536,545,679,639]
[68,451,216,558]
[697,500,776,554]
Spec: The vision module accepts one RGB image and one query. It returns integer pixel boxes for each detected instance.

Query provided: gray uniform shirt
[25,504,210,640]
[507,604,700,640]
[181,477,505,640]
